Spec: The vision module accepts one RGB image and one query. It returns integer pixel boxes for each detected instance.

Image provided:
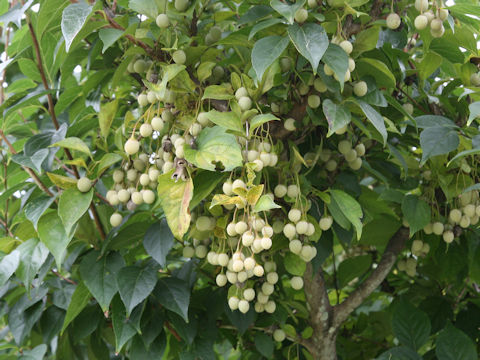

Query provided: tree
[0,0,479,358]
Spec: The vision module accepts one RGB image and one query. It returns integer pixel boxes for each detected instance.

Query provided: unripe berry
[110,213,123,227]
[257,292,269,304]
[432,222,444,235]
[77,177,92,193]
[261,237,272,250]
[344,149,357,162]
[291,276,304,290]
[313,78,327,92]
[232,259,244,272]
[235,221,248,235]
[273,329,286,342]
[131,191,143,205]
[348,58,356,72]
[253,159,264,172]
[238,299,250,313]
[216,274,227,287]
[287,184,299,198]
[264,261,276,272]
[294,8,308,23]
[196,216,212,232]
[139,173,150,186]
[222,181,233,195]
[296,221,309,235]
[459,215,470,228]
[438,9,449,21]
[247,150,259,162]
[266,272,278,284]
[415,0,428,12]
[471,74,480,86]
[324,64,334,76]
[280,57,292,72]
[172,50,186,64]
[244,257,256,270]
[355,143,366,156]
[133,59,147,73]
[118,189,130,203]
[325,159,337,171]
[338,140,351,154]
[339,40,353,55]
[443,230,454,243]
[430,25,445,38]
[298,83,310,95]
[156,13,169,28]
[349,157,362,170]
[283,223,297,239]
[113,170,124,183]
[124,138,140,155]
[284,118,296,131]
[194,245,207,258]
[232,179,246,190]
[464,204,476,218]
[264,300,276,313]
[414,15,428,30]
[430,18,443,31]
[242,231,254,246]
[288,209,302,223]
[238,96,252,111]
[253,264,264,277]
[228,296,239,310]
[289,239,302,254]
[183,246,195,258]
[307,94,321,109]
[226,223,237,236]
[423,223,433,234]
[353,81,368,97]
[386,13,401,30]
[217,253,229,267]
[319,216,333,231]
[262,283,274,296]
[235,87,248,99]
[411,239,423,254]
[138,94,149,107]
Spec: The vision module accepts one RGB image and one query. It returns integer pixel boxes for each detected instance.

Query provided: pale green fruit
[430,25,444,38]
[238,300,249,313]
[335,125,347,135]
[348,58,356,72]
[353,81,368,97]
[183,246,195,258]
[196,216,213,231]
[195,245,207,258]
[212,65,224,79]
[235,87,248,99]
[438,9,449,21]
[139,174,150,186]
[411,239,423,254]
[175,0,189,11]
[216,274,227,287]
[470,73,480,86]
[244,256,256,270]
[253,264,264,277]
[118,189,130,203]
[459,215,470,228]
[266,272,278,285]
[339,40,353,54]
[287,184,299,198]
[172,50,186,64]
[197,112,210,126]
[147,91,157,104]
[126,169,137,182]
[432,222,444,235]
[137,93,149,107]
[415,0,428,12]
[307,94,321,109]
[262,282,274,296]
[261,236,272,249]
[423,223,433,234]
[273,329,286,342]
[325,159,337,171]
[280,57,292,72]
[397,259,406,271]
[296,221,309,235]
[238,96,252,111]
[291,276,304,290]
[156,13,169,28]
[288,209,302,223]
[403,103,414,115]
[222,181,233,195]
[232,179,246,190]
[77,177,92,193]
[139,123,153,137]
[430,18,443,31]
[464,204,476,218]
[151,117,164,131]
[314,78,327,92]
[443,230,454,243]
[338,140,352,154]
[344,149,357,162]
[283,223,296,239]
[298,83,310,95]
[234,221,248,234]
[284,118,296,131]
[386,13,401,29]
[355,143,366,156]
[424,10,435,22]
[113,170,124,183]
[228,296,239,310]
[274,184,287,198]
[414,15,428,30]
[289,239,302,254]
[110,213,123,227]
[133,59,147,73]
[243,288,255,301]
[294,8,308,23]
[131,191,144,205]
[349,157,362,170]
[209,26,222,42]
[264,300,276,313]
[232,259,244,272]
[319,216,333,231]
[324,64,334,76]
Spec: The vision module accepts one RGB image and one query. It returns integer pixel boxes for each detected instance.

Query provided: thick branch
[333,227,409,328]
[304,263,333,333]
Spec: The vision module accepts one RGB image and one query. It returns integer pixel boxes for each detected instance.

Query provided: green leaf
[322,99,351,136]
[58,188,93,235]
[249,18,284,40]
[284,253,306,276]
[0,0,33,27]
[50,137,91,157]
[252,35,290,81]
[156,64,186,99]
[111,296,140,353]
[322,43,349,90]
[99,28,123,53]
[270,0,305,24]
[392,299,431,350]
[15,239,49,290]
[415,115,457,128]
[204,110,243,133]
[288,23,328,74]
[197,62,216,82]
[356,100,387,144]
[467,101,480,126]
[420,127,459,165]
[129,0,158,18]
[253,195,281,212]
[143,219,174,268]
[38,211,73,268]
[201,85,234,100]
[356,58,396,88]
[337,255,372,287]
[61,281,91,333]
[154,277,190,322]
[157,172,193,240]
[97,153,123,176]
[12,149,49,174]
[255,332,274,358]
[24,195,56,230]
[191,171,226,210]
[418,51,443,81]
[447,149,480,167]
[61,1,93,52]
[98,99,119,138]
[0,250,20,287]
[117,264,158,316]
[330,190,363,240]
[47,172,78,189]
[376,347,423,360]
[353,26,380,55]
[79,250,125,313]
[401,195,430,237]
[249,113,279,133]
[184,126,243,172]
[18,344,47,360]
[436,323,477,360]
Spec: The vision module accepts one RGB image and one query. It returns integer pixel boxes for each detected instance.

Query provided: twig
[395,84,428,114]
[165,321,182,341]
[0,217,13,237]
[51,269,77,285]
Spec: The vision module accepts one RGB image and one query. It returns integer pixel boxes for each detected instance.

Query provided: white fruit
[217,253,229,267]
[273,329,286,342]
[253,159,264,172]
[262,283,274,296]
[266,272,278,284]
[138,94,149,107]
[339,40,353,54]
[235,221,248,235]
[113,170,124,183]
[244,257,256,270]
[228,296,239,310]
[438,9,449,21]
[289,239,302,254]
[262,226,274,238]
[77,177,92,193]
[156,13,169,28]
[288,209,302,223]
[226,223,237,236]
[294,8,308,23]
[287,184,299,198]
[142,189,155,204]
[118,189,130,203]
[196,216,212,231]
[226,271,237,284]
[247,150,259,162]
[253,265,264,277]
[216,274,227,287]
[257,292,269,304]
[443,230,454,243]
[459,215,470,228]
[195,245,207,258]
[353,81,368,97]
[386,13,401,30]
[411,239,423,254]
[238,299,249,313]
[232,179,246,190]
[291,276,304,290]
[274,184,287,197]
[308,94,321,109]
[131,191,143,205]
[284,118,296,131]
[423,223,433,234]
[255,302,265,313]
[319,216,333,231]
[264,261,276,272]
[124,138,140,155]
[306,223,315,236]
[110,213,123,227]
[222,181,233,195]
[463,204,476,218]
[232,259,244,272]
[414,15,428,30]
[432,222,444,235]
[296,221,309,235]
[348,58,356,72]
[415,0,428,12]
[243,288,255,301]
[283,223,297,239]
[261,237,272,250]
[238,96,252,111]
[324,64,334,76]
[264,300,276,313]
[430,18,443,31]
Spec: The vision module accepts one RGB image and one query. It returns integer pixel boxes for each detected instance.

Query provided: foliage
[0,0,479,359]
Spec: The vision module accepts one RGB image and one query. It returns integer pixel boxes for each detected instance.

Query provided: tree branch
[304,263,333,332]
[333,227,409,328]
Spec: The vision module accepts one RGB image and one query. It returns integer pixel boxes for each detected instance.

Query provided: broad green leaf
[447,149,480,166]
[420,127,459,165]
[436,323,477,360]
[0,250,20,287]
[356,100,387,144]
[249,113,279,133]
[197,62,216,82]
[204,110,243,133]
[154,277,190,322]
[143,219,174,268]
[322,43,349,90]
[401,195,430,237]
[79,250,125,312]
[129,0,158,18]
[252,35,290,81]
[61,1,93,52]
[15,239,49,290]
[253,195,281,212]
[322,99,351,136]
[50,137,91,157]
[0,0,33,27]
[98,99,119,138]
[356,58,396,88]
[111,296,140,353]
[255,333,274,358]
[184,126,243,172]
[130,333,167,359]
[24,195,56,230]
[467,101,480,126]
[353,26,380,55]
[61,281,91,333]
[418,51,443,80]
[330,190,363,239]
[415,115,457,128]
[270,0,305,24]
[392,299,431,350]
[99,28,123,53]
[201,85,234,100]
[249,18,284,40]
[11,149,49,173]
[97,153,123,176]
[18,344,47,360]
[238,5,273,24]
[58,188,93,235]
[38,211,73,268]
[157,64,186,99]
[376,347,422,360]
[284,253,306,276]
[191,171,226,210]
[288,23,328,74]
[337,255,372,287]
[117,264,158,316]
[47,172,77,189]
[157,172,193,239]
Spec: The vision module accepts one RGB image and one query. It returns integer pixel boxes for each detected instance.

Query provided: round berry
[183,246,195,258]
[238,96,252,111]
[172,50,186,64]
[414,15,428,30]
[386,13,401,30]
[291,276,304,290]
[124,138,140,155]
[273,329,286,342]
[110,213,123,227]
[216,274,227,287]
[77,177,92,193]
[339,40,353,54]
[284,118,296,131]
[283,223,297,239]
[228,296,239,310]
[319,216,333,231]
[353,81,368,97]
[307,94,321,109]
[238,300,249,313]
[443,230,454,243]
[294,8,308,23]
